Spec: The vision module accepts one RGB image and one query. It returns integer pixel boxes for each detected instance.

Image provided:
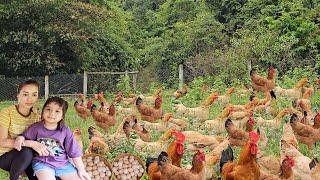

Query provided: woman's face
[17,84,39,109]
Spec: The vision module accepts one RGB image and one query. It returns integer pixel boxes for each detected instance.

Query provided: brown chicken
[146,131,186,180]
[225,119,249,147]
[246,115,255,132]
[313,112,320,129]
[250,67,277,92]
[157,150,206,180]
[310,158,320,179]
[94,91,109,112]
[290,113,320,150]
[220,131,260,180]
[216,87,235,106]
[113,91,123,104]
[74,100,92,120]
[136,96,163,122]
[173,85,189,99]
[86,127,109,155]
[259,156,295,180]
[131,120,152,142]
[203,105,235,133]
[275,77,308,99]
[91,103,116,132]
[73,128,83,151]
[255,108,291,129]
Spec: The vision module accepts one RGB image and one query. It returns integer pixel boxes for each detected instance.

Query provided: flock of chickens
[72,67,320,180]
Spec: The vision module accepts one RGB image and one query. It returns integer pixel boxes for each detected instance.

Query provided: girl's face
[42,102,63,124]
[17,84,39,109]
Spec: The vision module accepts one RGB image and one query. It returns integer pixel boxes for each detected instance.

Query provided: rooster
[136,96,163,122]
[220,131,260,180]
[250,67,277,92]
[91,103,116,132]
[157,150,206,180]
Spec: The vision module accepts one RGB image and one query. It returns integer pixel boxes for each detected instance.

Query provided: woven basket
[112,153,145,180]
[82,153,113,179]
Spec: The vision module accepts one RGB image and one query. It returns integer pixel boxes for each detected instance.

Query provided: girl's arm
[0,125,15,148]
[72,157,91,180]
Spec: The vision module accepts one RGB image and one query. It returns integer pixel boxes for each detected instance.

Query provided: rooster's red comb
[285,156,295,168]
[173,131,185,143]
[249,131,259,143]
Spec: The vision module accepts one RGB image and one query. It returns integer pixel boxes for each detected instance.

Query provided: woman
[0,79,46,180]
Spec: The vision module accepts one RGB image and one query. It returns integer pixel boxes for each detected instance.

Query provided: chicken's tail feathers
[220,145,234,172]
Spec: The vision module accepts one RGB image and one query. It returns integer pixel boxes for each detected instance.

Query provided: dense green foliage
[0,0,319,86]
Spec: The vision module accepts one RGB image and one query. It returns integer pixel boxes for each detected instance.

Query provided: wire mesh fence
[0,76,45,101]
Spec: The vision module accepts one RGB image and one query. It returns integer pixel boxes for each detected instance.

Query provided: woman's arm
[0,125,15,148]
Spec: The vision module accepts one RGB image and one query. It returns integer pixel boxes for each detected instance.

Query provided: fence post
[83,71,88,97]
[247,60,252,77]
[132,72,137,91]
[179,64,183,89]
[45,75,49,100]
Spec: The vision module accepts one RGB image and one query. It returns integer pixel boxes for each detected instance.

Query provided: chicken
[274,77,308,99]
[313,112,320,129]
[91,103,116,132]
[310,158,320,180]
[225,119,249,147]
[113,91,123,104]
[173,85,189,99]
[254,91,277,116]
[280,140,312,180]
[146,131,186,180]
[163,113,188,130]
[204,139,230,179]
[136,96,163,122]
[157,150,206,180]
[86,127,109,155]
[106,115,137,148]
[203,105,234,133]
[259,156,295,180]
[182,131,220,151]
[220,131,260,180]
[290,113,320,150]
[141,86,163,104]
[74,100,92,120]
[255,108,291,129]
[250,67,277,92]
[134,128,175,154]
[94,91,109,112]
[73,128,83,152]
[230,95,260,112]
[174,92,219,121]
[246,115,255,132]
[217,87,235,106]
[131,121,151,142]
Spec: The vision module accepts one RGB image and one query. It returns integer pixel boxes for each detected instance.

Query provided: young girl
[0,79,40,180]
[14,97,90,180]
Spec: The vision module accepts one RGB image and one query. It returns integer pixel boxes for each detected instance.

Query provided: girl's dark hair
[18,79,40,93]
[41,97,68,131]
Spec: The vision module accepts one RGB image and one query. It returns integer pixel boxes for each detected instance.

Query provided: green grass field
[0,88,319,179]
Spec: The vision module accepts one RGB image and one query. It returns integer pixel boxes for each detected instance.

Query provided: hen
[136,96,163,122]
[274,77,308,99]
[158,150,206,180]
[290,113,320,150]
[217,87,235,106]
[225,119,249,147]
[259,156,295,180]
[91,103,116,132]
[74,100,92,120]
[173,85,189,99]
[250,67,277,92]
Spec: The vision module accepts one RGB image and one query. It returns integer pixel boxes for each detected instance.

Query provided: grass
[0,88,319,179]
